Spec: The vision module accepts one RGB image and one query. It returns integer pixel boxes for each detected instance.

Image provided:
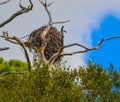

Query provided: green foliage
[78,61,120,102]
[0,60,120,102]
[0,57,28,74]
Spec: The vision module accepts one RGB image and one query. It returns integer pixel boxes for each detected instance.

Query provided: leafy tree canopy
[0,57,28,74]
[0,58,119,102]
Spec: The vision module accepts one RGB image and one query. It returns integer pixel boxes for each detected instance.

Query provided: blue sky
[88,15,120,70]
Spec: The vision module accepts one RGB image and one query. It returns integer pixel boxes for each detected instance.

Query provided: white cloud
[0,0,120,67]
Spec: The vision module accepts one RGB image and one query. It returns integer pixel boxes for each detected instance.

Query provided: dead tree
[24,0,120,66]
[24,0,70,65]
[0,0,33,72]
[0,0,120,75]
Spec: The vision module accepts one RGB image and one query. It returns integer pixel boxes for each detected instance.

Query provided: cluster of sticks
[24,26,64,62]
[0,0,120,74]
[23,0,70,65]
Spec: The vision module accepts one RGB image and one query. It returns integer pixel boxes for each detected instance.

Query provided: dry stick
[0,0,10,5]
[98,36,120,46]
[0,33,19,44]
[20,34,31,39]
[0,71,25,77]
[49,36,120,64]
[0,47,9,51]
[1,32,32,72]
[52,20,70,25]
[0,0,33,28]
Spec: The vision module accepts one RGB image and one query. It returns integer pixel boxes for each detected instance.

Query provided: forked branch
[39,0,53,26]
[38,0,70,39]
[48,36,120,64]
[0,0,33,28]
[1,32,32,72]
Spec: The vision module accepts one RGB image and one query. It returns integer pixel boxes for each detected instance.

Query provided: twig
[98,36,120,46]
[0,0,10,5]
[52,20,70,25]
[0,0,33,28]
[48,36,120,64]
[19,34,31,39]
[0,33,19,44]
[0,71,25,77]
[39,0,53,26]
[0,47,9,51]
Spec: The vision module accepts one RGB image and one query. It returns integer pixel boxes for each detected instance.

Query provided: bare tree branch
[98,36,120,46]
[0,47,9,51]
[1,32,32,72]
[0,0,10,5]
[0,71,25,77]
[0,0,33,28]
[0,33,19,44]
[52,20,70,25]
[38,0,53,40]
[39,0,53,26]
[19,34,31,39]
[48,36,120,64]
[38,0,70,38]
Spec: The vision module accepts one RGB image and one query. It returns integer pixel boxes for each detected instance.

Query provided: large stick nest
[25,26,64,61]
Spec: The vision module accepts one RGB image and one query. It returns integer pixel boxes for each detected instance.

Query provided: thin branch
[38,0,70,38]
[98,36,120,46]
[48,36,120,64]
[0,0,33,28]
[0,47,9,51]
[48,43,90,63]
[52,20,70,25]
[0,33,19,44]
[19,34,31,39]
[5,39,19,44]
[39,0,53,26]
[38,0,53,41]
[1,32,32,72]
[0,71,25,77]
[48,45,64,64]
[63,43,90,50]
[0,0,10,5]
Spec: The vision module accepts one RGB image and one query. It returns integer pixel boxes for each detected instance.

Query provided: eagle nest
[25,26,64,61]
